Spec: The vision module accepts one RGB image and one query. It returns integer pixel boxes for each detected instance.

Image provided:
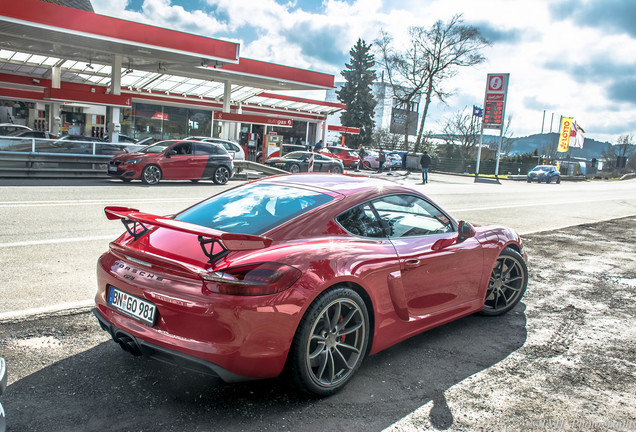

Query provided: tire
[546,177,551,184]
[286,287,369,396]
[556,177,561,184]
[526,179,531,183]
[331,165,343,174]
[289,163,301,174]
[361,161,372,170]
[480,247,528,316]
[212,166,231,185]
[141,165,162,185]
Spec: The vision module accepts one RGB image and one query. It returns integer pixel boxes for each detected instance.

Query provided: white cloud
[91,0,636,143]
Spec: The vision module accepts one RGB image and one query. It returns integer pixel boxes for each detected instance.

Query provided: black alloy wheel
[289,163,301,174]
[481,247,528,316]
[213,166,231,185]
[287,287,369,396]
[141,165,162,185]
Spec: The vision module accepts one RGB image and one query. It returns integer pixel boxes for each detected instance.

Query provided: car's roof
[257,173,415,199]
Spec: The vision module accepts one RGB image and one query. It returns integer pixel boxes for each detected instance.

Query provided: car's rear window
[175,184,333,235]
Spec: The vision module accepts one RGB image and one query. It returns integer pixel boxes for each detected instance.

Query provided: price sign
[484,101,504,125]
[482,73,509,130]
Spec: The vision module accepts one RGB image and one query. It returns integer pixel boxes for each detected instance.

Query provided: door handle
[404,259,420,267]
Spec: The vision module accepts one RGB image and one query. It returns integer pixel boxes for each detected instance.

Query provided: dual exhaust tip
[113,332,143,356]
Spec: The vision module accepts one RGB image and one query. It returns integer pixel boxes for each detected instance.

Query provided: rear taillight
[203,262,301,296]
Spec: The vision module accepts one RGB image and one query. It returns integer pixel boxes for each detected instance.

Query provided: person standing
[378,148,385,173]
[420,151,431,184]
[356,145,366,171]
[313,139,323,152]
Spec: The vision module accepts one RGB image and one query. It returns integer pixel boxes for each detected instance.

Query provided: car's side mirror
[167,150,177,156]
[458,220,476,241]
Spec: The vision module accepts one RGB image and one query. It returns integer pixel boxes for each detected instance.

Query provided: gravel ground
[0,217,634,431]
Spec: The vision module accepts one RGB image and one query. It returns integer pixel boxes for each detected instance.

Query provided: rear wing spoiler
[104,206,272,262]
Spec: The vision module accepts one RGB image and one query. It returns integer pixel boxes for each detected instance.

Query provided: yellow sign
[558,117,573,152]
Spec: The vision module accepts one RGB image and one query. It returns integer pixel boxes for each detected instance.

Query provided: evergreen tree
[337,39,377,148]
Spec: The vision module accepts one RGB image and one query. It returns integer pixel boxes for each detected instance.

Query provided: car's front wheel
[213,166,231,185]
[331,165,343,174]
[286,287,369,396]
[480,247,528,316]
[141,165,162,185]
[289,163,301,174]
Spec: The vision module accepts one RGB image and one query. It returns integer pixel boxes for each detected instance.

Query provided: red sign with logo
[482,73,509,129]
[213,112,293,127]
[327,125,361,134]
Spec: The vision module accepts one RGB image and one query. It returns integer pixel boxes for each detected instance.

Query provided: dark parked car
[0,129,58,150]
[257,143,309,163]
[94,174,528,396]
[527,165,561,183]
[49,135,132,155]
[264,151,344,173]
[107,139,234,185]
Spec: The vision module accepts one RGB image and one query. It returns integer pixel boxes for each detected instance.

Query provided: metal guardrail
[0,151,111,178]
[0,151,288,179]
[233,160,287,175]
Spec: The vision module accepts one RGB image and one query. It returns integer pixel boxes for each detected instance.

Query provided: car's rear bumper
[93,308,251,383]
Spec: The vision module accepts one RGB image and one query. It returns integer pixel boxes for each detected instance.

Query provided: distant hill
[509,133,611,158]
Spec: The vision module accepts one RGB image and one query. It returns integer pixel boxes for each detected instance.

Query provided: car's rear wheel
[331,165,343,174]
[287,287,369,396]
[213,166,231,185]
[141,165,161,185]
[289,163,301,174]
[480,247,528,316]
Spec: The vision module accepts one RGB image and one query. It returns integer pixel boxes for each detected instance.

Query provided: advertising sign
[558,117,574,153]
[213,112,293,127]
[482,73,509,130]
[327,125,360,134]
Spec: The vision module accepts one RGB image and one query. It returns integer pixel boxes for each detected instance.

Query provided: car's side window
[336,204,386,238]
[195,143,225,155]
[172,143,192,155]
[371,195,453,238]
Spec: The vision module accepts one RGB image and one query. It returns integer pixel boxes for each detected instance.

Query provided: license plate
[108,166,117,172]
[107,286,156,326]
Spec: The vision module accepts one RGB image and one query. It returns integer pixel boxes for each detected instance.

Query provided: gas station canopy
[0,0,344,116]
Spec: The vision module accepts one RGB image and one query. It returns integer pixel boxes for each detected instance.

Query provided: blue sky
[91,0,636,143]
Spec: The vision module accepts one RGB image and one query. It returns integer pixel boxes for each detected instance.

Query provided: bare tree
[439,107,480,157]
[497,115,515,155]
[602,134,636,174]
[413,15,490,148]
[375,30,427,149]
[372,127,403,150]
[375,17,489,150]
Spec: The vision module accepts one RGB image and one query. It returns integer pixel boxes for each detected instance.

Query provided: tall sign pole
[476,73,510,178]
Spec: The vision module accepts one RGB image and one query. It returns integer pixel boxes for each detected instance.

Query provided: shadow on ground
[3,305,526,432]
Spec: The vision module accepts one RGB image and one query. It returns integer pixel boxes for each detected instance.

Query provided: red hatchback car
[319,146,360,168]
[93,174,528,395]
[107,139,234,185]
